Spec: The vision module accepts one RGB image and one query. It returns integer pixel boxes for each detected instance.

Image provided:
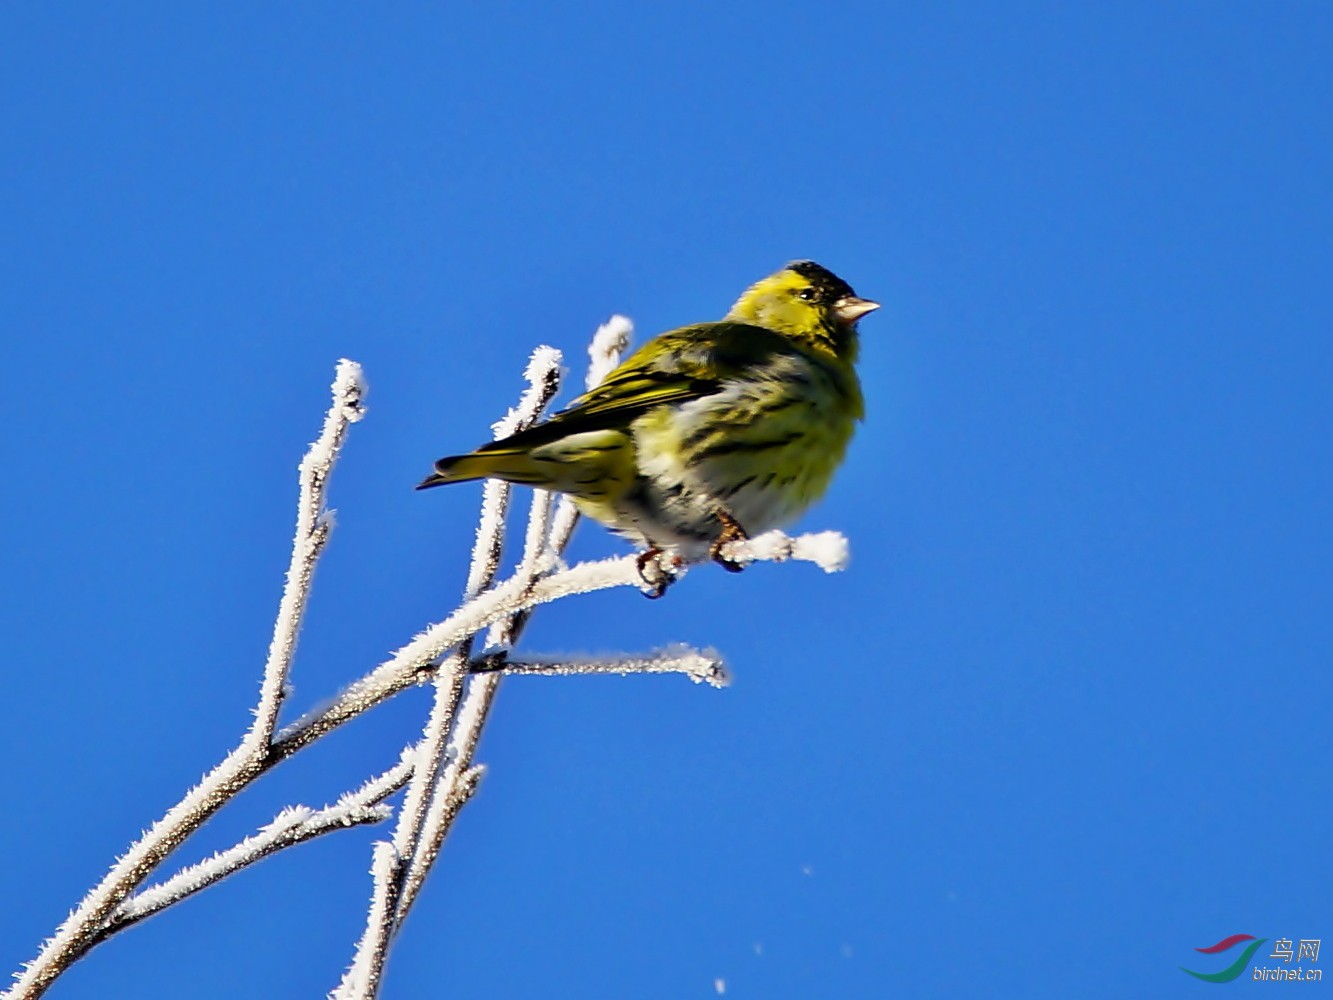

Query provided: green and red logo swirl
[1182,934,1268,983]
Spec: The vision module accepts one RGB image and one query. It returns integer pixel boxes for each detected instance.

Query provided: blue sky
[3,3,1330,997]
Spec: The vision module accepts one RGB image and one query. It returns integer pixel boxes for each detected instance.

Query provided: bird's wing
[474,322,796,454]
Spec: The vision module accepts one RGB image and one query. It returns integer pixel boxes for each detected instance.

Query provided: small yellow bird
[418,261,878,594]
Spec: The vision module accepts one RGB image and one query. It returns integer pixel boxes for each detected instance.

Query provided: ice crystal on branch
[7,321,850,1000]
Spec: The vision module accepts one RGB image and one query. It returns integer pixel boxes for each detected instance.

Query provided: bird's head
[726,261,879,360]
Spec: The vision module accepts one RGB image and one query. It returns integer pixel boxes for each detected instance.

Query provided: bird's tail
[415,448,549,490]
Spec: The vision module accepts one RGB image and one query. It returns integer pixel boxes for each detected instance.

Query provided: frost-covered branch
[336,322,632,998]
[481,645,730,687]
[383,320,634,936]
[7,362,367,1000]
[725,529,850,573]
[398,349,562,862]
[250,359,366,749]
[392,492,548,923]
[337,322,640,997]
[337,349,564,999]
[9,313,852,1000]
[101,755,412,939]
[585,314,633,389]
[273,529,838,770]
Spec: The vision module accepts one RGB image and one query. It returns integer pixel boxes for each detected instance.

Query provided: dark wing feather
[472,322,798,454]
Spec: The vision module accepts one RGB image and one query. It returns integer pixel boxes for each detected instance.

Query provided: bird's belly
[701,418,851,532]
[622,387,856,546]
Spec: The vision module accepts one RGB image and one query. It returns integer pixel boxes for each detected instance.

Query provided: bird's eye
[797,287,816,301]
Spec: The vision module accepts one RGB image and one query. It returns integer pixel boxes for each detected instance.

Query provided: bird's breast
[630,358,859,536]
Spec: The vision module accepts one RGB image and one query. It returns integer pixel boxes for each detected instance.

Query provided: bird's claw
[636,548,683,599]
[709,512,750,573]
[636,513,748,596]
[713,553,745,573]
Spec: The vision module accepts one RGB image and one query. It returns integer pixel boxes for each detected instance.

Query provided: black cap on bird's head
[785,260,880,325]
[785,260,856,303]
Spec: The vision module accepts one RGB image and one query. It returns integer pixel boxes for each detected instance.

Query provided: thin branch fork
[6,361,367,1000]
[336,348,568,997]
[7,315,848,1000]
[91,643,710,948]
[336,319,642,996]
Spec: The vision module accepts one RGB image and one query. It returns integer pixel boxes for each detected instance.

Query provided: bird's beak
[834,296,880,324]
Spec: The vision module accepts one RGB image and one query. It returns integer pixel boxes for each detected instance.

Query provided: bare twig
[251,359,366,750]
[337,349,563,998]
[271,530,838,769]
[9,313,852,1000]
[337,321,631,997]
[392,493,547,924]
[102,755,412,939]
[7,362,367,1000]
[482,645,730,687]
[386,325,633,935]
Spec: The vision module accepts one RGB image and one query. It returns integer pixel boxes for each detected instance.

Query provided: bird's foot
[709,511,750,573]
[636,547,684,599]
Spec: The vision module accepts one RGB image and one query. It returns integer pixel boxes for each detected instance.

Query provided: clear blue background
[3,4,1329,997]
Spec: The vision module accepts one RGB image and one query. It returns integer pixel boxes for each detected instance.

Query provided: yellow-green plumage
[418,261,878,563]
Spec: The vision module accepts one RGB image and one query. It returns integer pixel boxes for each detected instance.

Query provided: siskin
[418,261,878,595]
